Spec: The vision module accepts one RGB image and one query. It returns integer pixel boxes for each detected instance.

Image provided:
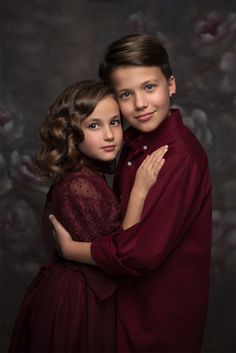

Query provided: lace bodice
[43,166,122,253]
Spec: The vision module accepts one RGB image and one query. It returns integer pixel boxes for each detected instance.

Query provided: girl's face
[79,96,123,162]
[111,66,176,133]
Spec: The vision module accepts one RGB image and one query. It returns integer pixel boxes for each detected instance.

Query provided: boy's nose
[134,92,148,110]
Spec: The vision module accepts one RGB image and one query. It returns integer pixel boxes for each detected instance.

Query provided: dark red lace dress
[9,165,122,353]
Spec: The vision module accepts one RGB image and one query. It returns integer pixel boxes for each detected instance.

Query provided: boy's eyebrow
[115,87,131,93]
[116,79,160,93]
[142,79,159,85]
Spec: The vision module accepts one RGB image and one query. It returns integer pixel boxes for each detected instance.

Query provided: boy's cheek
[119,103,132,117]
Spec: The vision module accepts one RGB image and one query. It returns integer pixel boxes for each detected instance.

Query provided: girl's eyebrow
[81,118,100,126]
[110,115,121,119]
[85,115,120,123]
[86,118,100,122]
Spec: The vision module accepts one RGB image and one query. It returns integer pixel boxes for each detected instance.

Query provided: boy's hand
[49,215,95,265]
[49,215,73,259]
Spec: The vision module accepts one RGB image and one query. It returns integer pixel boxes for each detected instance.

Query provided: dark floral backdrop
[1,1,236,352]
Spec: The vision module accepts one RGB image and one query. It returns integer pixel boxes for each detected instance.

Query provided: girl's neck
[81,154,116,175]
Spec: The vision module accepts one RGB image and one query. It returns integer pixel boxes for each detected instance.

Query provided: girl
[9,80,167,353]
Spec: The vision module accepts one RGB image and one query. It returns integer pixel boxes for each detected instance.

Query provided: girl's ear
[169,76,176,97]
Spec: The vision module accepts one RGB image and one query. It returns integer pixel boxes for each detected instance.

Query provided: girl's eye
[111,119,121,126]
[88,122,98,129]
[145,84,156,91]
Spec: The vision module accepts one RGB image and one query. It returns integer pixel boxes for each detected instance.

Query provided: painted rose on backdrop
[0,105,49,196]
[0,196,43,276]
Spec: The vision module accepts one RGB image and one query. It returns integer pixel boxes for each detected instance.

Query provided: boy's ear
[169,76,176,97]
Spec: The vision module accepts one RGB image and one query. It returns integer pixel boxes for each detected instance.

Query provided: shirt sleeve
[91,153,211,275]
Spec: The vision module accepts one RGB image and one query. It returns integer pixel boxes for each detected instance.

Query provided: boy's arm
[50,216,96,265]
[90,153,211,275]
[51,153,211,275]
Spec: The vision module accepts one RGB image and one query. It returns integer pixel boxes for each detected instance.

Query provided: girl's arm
[49,145,168,264]
[122,145,168,229]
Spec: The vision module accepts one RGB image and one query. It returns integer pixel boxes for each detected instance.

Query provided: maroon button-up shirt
[91,109,212,353]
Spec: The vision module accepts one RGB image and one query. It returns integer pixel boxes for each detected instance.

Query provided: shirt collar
[124,109,182,151]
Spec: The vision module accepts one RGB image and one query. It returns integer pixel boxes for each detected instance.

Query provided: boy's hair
[35,80,115,181]
[99,33,173,83]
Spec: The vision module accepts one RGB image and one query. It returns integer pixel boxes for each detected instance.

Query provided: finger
[154,158,165,174]
[139,154,150,168]
[49,214,66,235]
[49,214,59,227]
[146,145,168,166]
[153,149,168,165]
[52,229,58,241]
[146,148,168,170]
[150,145,168,158]
[140,145,168,170]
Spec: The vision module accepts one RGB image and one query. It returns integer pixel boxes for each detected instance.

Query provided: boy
[50,33,212,353]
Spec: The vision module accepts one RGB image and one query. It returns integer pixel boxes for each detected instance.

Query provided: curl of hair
[35,80,115,181]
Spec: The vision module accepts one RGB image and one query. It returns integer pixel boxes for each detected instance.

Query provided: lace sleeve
[69,176,103,202]
[56,175,122,242]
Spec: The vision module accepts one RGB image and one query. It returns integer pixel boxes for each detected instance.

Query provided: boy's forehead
[111,66,163,90]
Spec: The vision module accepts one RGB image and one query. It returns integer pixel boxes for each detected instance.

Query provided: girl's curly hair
[35,80,115,181]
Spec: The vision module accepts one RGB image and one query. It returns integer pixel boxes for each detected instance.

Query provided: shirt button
[143,145,148,150]
[127,161,132,166]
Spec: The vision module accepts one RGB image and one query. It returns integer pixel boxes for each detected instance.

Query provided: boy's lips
[135,110,156,121]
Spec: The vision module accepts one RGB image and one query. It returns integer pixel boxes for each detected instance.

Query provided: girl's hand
[122,145,168,230]
[133,145,168,197]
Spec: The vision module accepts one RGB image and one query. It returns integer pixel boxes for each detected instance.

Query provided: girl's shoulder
[52,166,109,201]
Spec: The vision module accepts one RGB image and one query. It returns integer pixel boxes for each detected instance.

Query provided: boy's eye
[88,122,98,129]
[145,84,156,91]
[111,119,121,126]
[119,91,130,99]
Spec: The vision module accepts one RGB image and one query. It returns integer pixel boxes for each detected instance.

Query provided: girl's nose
[103,127,114,141]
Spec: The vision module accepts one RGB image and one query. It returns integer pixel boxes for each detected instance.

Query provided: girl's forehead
[82,96,120,122]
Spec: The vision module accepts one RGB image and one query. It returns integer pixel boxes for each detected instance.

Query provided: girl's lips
[101,145,116,152]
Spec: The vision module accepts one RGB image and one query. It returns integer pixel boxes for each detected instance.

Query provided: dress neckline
[82,155,116,175]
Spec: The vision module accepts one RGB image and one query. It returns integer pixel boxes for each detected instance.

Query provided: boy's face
[111,66,176,133]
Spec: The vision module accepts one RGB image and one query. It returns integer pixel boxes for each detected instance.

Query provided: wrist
[62,240,75,261]
[131,185,148,199]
